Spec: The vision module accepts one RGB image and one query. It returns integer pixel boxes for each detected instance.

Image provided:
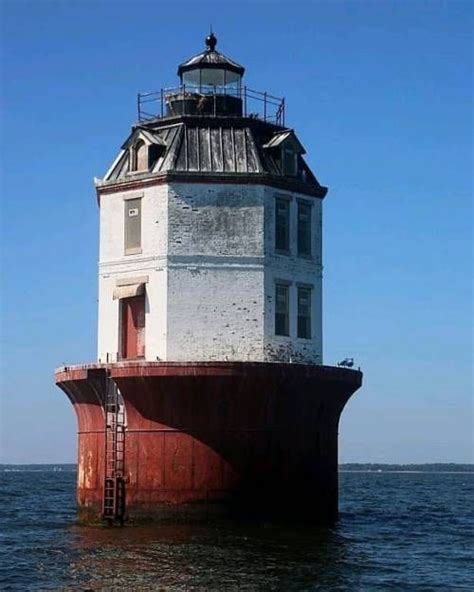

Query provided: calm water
[1,468,473,590]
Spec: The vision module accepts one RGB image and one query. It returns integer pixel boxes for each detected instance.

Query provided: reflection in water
[68,521,350,590]
[1,470,473,590]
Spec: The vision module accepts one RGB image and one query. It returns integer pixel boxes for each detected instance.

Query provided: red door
[121,295,145,359]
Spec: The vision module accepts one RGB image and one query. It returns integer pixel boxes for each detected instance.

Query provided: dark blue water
[1,468,473,590]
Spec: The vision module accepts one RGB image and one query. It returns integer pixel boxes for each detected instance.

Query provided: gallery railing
[137,85,285,126]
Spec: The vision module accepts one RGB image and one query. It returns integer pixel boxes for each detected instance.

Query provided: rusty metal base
[56,362,362,525]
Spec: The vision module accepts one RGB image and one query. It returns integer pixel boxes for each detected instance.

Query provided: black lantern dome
[177,32,245,90]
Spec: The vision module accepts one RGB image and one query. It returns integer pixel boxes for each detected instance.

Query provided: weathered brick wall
[166,183,266,361]
[167,266,265,361]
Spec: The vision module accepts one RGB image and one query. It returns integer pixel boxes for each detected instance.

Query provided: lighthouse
[56,33,362,524]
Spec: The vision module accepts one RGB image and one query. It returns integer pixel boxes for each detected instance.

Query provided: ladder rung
[103,381,127,523]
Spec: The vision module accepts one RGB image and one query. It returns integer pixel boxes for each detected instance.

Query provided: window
[297,287,312,339]
[282,146,297,176]
[275,198,290,252]
[124,198,142,253]
[130,140,164,173]
[275,283,290,336]
[148,144,163,169]
[297,201,312,256]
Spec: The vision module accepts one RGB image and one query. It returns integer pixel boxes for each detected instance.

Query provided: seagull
[338,358,354,368]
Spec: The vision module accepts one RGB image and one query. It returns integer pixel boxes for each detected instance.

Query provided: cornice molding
[96,171,328,201]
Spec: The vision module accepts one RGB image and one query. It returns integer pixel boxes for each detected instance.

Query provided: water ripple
[0,470,473,590]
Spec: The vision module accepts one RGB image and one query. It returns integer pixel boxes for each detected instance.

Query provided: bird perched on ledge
[338,358,354,368]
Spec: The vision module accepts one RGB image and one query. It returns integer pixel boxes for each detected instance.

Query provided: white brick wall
[97,181,323,364]
[166,183,265,361]
[167,266,264,361]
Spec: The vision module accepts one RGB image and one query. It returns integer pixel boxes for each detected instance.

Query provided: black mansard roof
[99,117,327,198]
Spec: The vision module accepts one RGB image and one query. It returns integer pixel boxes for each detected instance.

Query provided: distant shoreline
[339,463,474,473]
[1,462,473,474]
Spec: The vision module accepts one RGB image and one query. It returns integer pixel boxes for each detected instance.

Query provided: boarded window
[275,198,290,251]
[275,283,290,336]
[297,287,311,339]
[283,147,297,176]
[135,141,148,171]
[297,202,312,256]
[124,198,142,252]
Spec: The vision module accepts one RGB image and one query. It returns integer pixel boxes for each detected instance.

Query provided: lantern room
[166,32,245,117]
[178,32,244,92]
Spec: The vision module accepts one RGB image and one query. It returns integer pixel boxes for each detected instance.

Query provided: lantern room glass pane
[182,69,241,91]
[182,70,201,87]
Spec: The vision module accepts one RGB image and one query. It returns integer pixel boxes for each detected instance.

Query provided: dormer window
[263,130,306,178]
[282,146,297,176]
[128,134,166,173]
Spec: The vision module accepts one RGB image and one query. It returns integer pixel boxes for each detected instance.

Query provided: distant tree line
[339,463,473,472]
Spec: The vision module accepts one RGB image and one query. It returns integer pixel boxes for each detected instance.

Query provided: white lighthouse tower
[57,32,362,524]
[96,32,325,365]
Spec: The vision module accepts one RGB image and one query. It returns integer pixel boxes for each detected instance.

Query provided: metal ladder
[102,375,126,524]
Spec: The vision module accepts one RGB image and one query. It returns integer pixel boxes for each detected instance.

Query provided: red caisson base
[55,362,362,524]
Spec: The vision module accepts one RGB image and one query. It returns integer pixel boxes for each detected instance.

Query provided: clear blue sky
[1,0,472,464]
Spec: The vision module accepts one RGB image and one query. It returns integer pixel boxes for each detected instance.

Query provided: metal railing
[137,85,285,126]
